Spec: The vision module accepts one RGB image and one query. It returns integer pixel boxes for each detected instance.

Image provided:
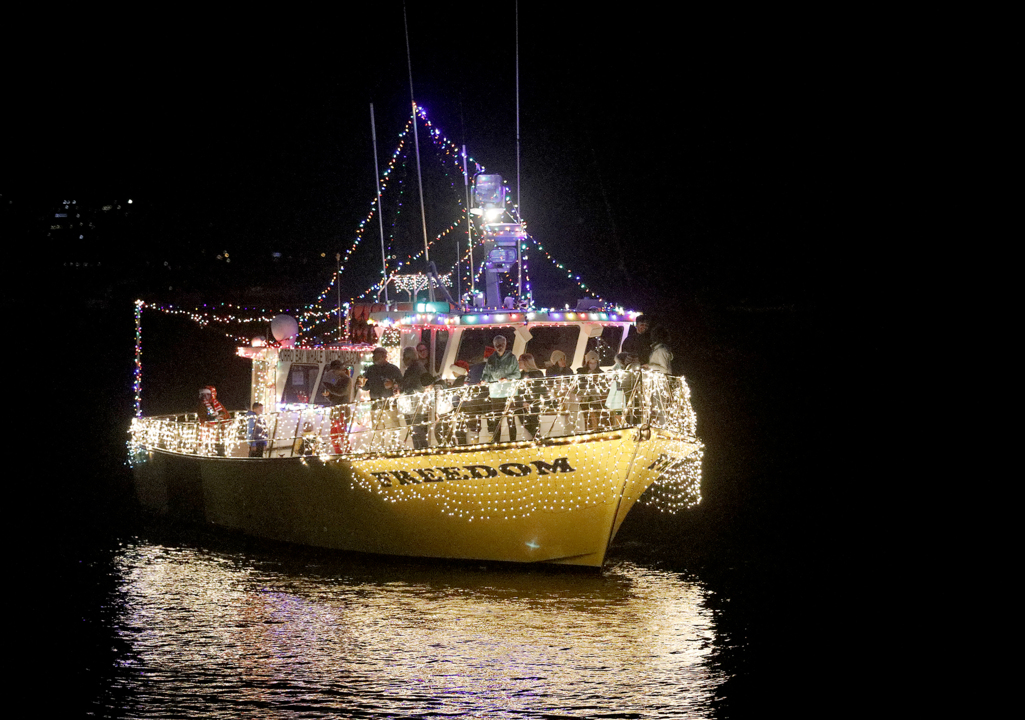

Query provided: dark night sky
[8,4,846,316]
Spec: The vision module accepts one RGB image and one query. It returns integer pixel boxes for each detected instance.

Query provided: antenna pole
[371,103,389,306]
[336,252,342,339]
[404,3,433,301]
[463,144,474,300]
[515,0,523,302]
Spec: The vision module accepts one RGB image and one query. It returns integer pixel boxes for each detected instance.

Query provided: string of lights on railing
[129,371,703,517]
[133,102,615,409]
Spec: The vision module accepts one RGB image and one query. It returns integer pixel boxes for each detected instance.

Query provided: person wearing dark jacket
[358,347,401,430]
[321,360,351,405]
[546,350,573,377]
[359,348,402,400]
[621,314,652,365]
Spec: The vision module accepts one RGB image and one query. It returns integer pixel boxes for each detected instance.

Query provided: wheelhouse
[236,304,640,411]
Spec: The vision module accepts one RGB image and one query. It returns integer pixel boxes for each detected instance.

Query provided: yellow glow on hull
[132,430,700,568]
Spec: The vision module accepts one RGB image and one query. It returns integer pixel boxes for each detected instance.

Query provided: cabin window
[419,328,432,365]
[586,326,625,366]
[525,326,581,368]
[281,364,320,404]
[313,369,352,406]
[434,329,449,374]
[457,327,517,364]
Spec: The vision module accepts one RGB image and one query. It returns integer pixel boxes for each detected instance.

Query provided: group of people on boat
[200,313,677,455]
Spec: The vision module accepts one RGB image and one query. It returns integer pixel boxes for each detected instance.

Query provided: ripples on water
[81,535,725,718]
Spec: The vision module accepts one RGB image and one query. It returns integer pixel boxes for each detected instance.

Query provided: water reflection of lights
[112,542,721,717]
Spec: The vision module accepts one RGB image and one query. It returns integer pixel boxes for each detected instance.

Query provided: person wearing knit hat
[546,350,573,377]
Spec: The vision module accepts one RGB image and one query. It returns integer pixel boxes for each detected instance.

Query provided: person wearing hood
[198,385,229,456]
[199,386,229,422]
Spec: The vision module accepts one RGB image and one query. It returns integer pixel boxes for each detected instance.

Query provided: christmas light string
[130,371,703,519]
[134,299,143,417]
[135,102,616,414]
[311,105,484,309]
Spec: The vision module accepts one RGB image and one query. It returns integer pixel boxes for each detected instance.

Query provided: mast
[463,144,473,301]
[336,252,343,339]
[370,103,389,306]
[404,4,434,301]
[515,0,523,302]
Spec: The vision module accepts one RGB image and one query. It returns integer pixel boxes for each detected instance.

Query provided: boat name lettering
[369,457,576,487]
[279,349,326,364]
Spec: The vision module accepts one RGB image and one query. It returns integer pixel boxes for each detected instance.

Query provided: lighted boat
[128,122,703,568]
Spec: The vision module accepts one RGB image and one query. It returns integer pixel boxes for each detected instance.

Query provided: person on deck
[199,386,229,422]
[436,361,470,445]
[621,314,652,365]
[545,350,573,377]
[576,350,604,431]
[321,360,352,405]
[646,326,674,375]
[321,360,352,453]
[246,403,268,457]
[198,386,229,456]
[400,346,429,449]
[358,347,401,431]
[482,335,520,441]
[359,348,402,399]
[516,353,545,440]
[468,348,490,385]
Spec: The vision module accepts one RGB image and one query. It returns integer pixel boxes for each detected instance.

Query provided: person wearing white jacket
[646,326,674,375]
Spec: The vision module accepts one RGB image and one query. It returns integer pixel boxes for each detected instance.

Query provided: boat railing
[129,370,699,459]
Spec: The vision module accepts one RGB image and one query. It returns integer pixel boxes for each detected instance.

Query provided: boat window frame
[280,363,322,405]
[586,325,625,366]
[524,325,582,369]
[456,326,518,365]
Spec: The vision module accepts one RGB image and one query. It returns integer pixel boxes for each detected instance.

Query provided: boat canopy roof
[367,305,639,329]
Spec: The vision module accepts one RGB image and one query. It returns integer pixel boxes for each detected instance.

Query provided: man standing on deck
[359,348,402,399]
[358,347,402,429]
[482,334,520,441]
[621,314,652,365]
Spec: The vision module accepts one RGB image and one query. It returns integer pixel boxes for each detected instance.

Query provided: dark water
[70,530,721,718]
[51,296,827,718]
